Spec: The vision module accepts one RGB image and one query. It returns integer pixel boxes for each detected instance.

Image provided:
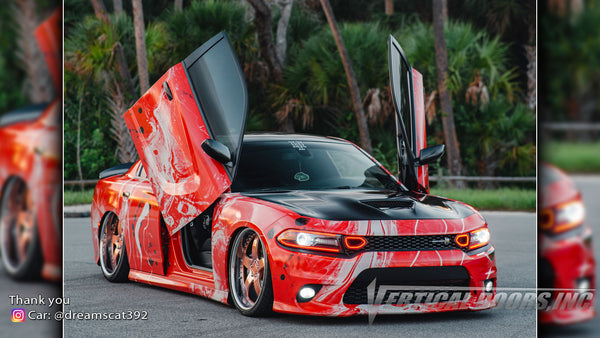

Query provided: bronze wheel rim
[231,229,266,310]
[100,214,123,275]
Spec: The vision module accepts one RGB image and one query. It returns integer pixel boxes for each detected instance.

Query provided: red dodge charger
[90,32,496,316]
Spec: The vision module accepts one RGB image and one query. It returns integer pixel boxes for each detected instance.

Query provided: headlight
[554,200,585,233]
[469,228,490,250]
[454,227,491,251]
[277,230,342,253]
[539,200,585,234]
[277,230,368,254]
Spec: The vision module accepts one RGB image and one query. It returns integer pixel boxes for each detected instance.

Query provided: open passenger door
[124,32,247,235]
[388,35,444,194]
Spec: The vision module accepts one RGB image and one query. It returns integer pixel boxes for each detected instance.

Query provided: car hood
[242,189,476,221]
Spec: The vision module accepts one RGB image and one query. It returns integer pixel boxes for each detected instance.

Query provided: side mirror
[201,139,232,165]
[417,144,445,166]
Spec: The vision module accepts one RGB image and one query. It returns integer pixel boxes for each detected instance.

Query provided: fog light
[297,285,322,303]
[484,280,494,293]
[576,278,591,293]
[299,287,315,299]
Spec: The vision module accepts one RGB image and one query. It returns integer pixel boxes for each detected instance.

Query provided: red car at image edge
[0,10,61,281]
[90,32,497,316]
[539,163,595,325]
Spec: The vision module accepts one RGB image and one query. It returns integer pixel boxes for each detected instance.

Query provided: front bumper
[269,244,497,316]
[539,231,596,325]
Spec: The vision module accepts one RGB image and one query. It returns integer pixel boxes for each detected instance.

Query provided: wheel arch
[0,175,27,226]
[224,221,275,307]
[95,210,119,265]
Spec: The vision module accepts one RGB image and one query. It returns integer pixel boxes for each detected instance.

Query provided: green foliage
[394,20,519,100]
[284,2,323,48]
[62,1,534,183]
[540,5,600,122]
[394,20,533,177]
[277,22,389,141]
[162,0,253,63]
[285,23,388,104]
[63,76,118,180]
[64,189,96,206]
[64,14,136,179]
[543,142,600,173]
[430,187,535,211]
[0,5,25,113]
[145,21,173,81]
[456,96,535,176]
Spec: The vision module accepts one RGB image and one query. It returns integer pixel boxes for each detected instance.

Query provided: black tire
[99,213,129,282]
[229,228,273,316]
[0,178,42,280]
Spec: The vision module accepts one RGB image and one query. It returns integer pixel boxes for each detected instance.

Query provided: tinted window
[186,35,246,168]
[390,43,414,152]
[231,141,401,192]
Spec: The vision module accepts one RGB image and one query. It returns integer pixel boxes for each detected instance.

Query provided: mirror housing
[417,144,445,166]
[201,139,232,165]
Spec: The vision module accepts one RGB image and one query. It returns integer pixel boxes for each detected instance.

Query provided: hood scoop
[361,199,414,210]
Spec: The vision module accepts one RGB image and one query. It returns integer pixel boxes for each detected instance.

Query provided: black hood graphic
[242,189,475,221]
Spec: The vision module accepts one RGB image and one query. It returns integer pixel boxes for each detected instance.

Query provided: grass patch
[543,141,600,173]
[430,187,535,211]
[64,189,95,206]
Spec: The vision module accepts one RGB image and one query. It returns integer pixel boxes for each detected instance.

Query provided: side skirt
[128,269,229,304]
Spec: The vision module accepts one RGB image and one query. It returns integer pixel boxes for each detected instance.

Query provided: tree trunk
[275,0,294,65]
[525,44,535,111]
[90,0,110,22]
[90,0,136,101]
[77,93,84,191]
[113,42,136,100]
[320,0,372,153]
[132,0,150,94]
[247,0,284,83]
[248,0,295,132]
[441,0,447,20]
[113,0,123,14]
[15,0,54,103]
[432,0,463,187]
[175,0,183,11]
[90,0,137,163]
[385,0,393,15]
[525,3,535,111]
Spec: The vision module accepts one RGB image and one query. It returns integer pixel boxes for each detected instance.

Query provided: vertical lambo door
[388,35,444,194]
[124,31,247,238]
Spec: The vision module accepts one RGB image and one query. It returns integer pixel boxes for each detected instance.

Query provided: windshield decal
[294,171,310,182]
[289,140,307,150]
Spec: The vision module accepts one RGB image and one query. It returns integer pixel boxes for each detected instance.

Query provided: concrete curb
[64,204,91,218]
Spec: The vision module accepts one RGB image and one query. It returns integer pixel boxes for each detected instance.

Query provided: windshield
[231,140,402,192]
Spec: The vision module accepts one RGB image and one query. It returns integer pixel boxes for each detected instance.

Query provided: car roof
[243,133,348,145]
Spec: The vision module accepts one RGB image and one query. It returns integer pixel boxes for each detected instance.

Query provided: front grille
[343,267,471,305]
[364,235,466,252]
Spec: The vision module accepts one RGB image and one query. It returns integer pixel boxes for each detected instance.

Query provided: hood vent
[361,199,414,210]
